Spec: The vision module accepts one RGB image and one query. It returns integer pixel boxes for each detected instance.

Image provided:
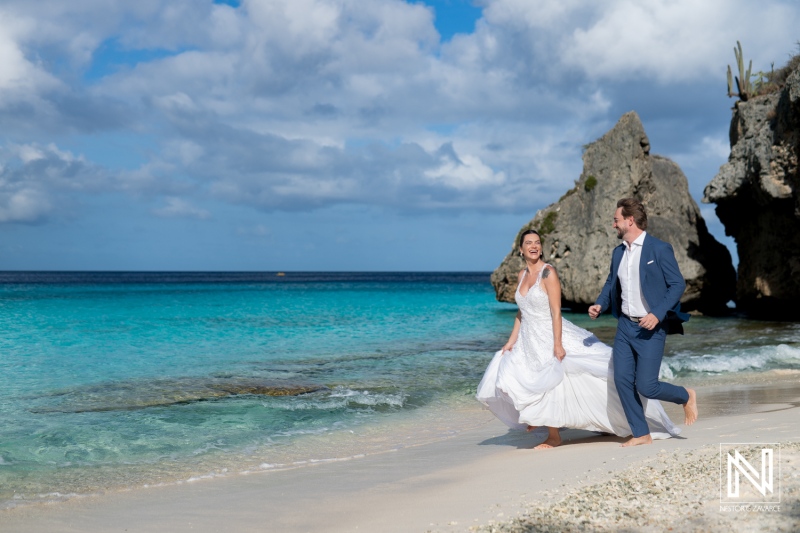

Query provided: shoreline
[2,374,799,533]
[0,393,496,512]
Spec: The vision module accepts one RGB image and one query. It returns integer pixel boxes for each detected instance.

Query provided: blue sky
[0,0,798,271]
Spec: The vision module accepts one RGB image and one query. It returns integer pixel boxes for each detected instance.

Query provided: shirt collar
[624,231,647,250]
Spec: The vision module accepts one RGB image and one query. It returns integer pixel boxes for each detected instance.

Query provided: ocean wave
[329,388,406,406]
[0,491,83,511]
[661,344,800,377]
[184,470,228,483]
[268,387,406,411]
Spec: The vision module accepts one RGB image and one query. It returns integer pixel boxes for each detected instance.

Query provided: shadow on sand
[478,428,688,449]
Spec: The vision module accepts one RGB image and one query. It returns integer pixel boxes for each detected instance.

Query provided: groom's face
[612,207,631,239]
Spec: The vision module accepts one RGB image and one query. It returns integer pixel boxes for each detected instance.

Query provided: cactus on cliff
[727,41,753,101]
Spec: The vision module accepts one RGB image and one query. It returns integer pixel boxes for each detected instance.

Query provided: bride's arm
[502,310,522,352]
[542,266,566,361]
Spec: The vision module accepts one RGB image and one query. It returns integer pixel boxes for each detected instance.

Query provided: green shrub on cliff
[559,186,577,201]
[538,211,557,236]
[727,41,800,99]
[584,175,598,192]
[756,44,800,96]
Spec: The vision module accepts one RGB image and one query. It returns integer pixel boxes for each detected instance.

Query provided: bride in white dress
[477,229,680,448]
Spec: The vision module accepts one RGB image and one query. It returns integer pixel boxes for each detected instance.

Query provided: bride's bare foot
[684,388,698,425]
[621,434,653,447]
[534,428,561,449]
[526,425,538,432]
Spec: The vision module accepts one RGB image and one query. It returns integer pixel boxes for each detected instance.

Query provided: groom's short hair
[617,197,648,230]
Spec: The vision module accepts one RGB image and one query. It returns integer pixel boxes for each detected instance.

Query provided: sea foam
[662,343,800,377]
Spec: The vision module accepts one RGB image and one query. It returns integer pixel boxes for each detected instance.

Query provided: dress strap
[517,268,527,289]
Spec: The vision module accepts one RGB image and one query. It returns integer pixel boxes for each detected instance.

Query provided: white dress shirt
[618,231,650,317]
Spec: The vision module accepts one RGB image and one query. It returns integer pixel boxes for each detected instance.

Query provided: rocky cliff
[492,112,735,314]
[703,65,800,319]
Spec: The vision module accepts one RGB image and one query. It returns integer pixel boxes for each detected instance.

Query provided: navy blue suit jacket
[595,233,689,331]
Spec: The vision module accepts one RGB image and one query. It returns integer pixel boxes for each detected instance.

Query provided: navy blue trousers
[613,317,689,437]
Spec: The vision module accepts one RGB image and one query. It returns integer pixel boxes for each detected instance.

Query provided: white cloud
[16,145,46,163]
[700,136,733,160]
[483,0,800,83]
[0,141,210,225]
[482,0,590,29]
[563,0,730,81]
[659,133,732,198]
[0,0,798,225]
[0,188,51,223]
[0,143,102,222]
[0,12,63,104]
[152,197,211,219]
[424,147,505,190]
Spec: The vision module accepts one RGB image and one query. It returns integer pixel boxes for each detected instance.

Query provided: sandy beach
[2,372,799,533]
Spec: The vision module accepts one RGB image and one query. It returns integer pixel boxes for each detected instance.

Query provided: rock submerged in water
[492,111,736,315]
[33,378,328,413]
[703,64,800,319]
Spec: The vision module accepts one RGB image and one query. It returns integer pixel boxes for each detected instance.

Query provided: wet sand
[2,372,799,533]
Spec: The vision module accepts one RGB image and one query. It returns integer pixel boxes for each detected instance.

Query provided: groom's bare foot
[684,388,698,425]
[621,434,652,447]
[534,432,561,449]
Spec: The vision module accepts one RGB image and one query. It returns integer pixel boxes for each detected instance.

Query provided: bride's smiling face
[520,234,542,260]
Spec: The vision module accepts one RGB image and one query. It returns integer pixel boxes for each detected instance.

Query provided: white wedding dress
[476,266,680,439]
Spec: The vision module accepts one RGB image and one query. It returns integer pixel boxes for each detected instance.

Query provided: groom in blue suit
[589,198,698,446]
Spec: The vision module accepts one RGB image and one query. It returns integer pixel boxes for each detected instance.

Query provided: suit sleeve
[650,242,686,321]
[595,254,615,312]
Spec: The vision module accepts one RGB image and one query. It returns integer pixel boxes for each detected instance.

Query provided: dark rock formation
[703,66,800,319]
[33,378,327,413]
[492,112,735,314]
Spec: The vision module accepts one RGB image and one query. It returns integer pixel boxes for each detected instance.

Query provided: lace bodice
[514,265,603,372]
[515,266,553,321]
[514,266,556,370]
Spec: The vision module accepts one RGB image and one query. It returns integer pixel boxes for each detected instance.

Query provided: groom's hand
[588,304,601,319]
[638,313,659,330]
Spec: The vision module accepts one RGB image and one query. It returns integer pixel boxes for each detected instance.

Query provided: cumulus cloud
[152,197,211,219]
[483,0,800,83]
[0,143,108,222]
[665,135,732,169]
[0,12,64,114]
[0,188,51,223]
[424,146,506,190]
[0,0,798,225]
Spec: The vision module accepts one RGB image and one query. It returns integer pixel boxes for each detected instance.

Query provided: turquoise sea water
[1,272,799,508]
